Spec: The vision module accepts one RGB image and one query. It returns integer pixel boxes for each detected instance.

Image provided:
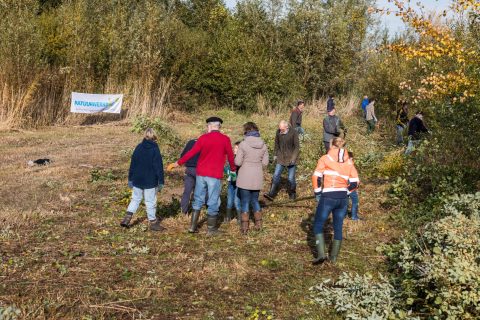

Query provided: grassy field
[0,104,402,319]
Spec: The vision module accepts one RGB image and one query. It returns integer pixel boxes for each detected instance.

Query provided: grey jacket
[323,115,346,142]
[235,136,269,191]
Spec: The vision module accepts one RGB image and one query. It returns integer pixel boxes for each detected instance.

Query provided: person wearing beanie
[168,117,236,235]
[327,94,335,111]
[322,106,346,153]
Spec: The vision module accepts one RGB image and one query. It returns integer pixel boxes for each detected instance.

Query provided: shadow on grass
[300,205,334,259]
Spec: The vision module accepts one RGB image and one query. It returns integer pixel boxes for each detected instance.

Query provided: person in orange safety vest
[311,137,359,265]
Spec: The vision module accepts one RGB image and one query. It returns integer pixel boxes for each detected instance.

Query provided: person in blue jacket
[361,96,369,119]
[120,128,165,231]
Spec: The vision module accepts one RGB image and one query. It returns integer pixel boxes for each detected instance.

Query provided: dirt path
[0,114,400,319]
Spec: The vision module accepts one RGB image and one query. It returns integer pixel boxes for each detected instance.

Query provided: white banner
[70,92,123,114]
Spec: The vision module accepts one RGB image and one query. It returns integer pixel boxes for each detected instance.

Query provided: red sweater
[178,131,236,179]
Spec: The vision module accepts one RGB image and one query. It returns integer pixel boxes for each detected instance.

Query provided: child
[225,141,241,223]
[347,151,361,221]
[120,128,165,231]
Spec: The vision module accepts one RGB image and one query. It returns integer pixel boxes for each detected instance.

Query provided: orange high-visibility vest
[311,147,359,195]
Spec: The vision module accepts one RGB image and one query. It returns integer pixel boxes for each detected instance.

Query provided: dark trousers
[180,167,196,214]
[324,141,330,153]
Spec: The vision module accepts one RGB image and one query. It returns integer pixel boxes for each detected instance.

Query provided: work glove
[167,163,178,171]
[128,181,133,189]
[229,171,237,182]
[157,184,164,192]
[315,194,322,203]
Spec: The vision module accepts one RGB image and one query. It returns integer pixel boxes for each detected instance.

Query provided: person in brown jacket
[264,120,300,201]
[235,122,269,234]
[289,100,305,135]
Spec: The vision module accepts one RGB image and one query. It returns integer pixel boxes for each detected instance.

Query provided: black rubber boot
[312,234,327,265]
[224,208,233,223]
[120,212,133,228]
[207,215,221,236]
[288,183,297,200]
[188,210,200,233]
[263,181,280,201]
[149,219,166,232]
[329,240,342,264]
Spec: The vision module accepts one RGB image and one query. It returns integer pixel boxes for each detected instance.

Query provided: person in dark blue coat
[120,128,165,231]
[179,138,200,215]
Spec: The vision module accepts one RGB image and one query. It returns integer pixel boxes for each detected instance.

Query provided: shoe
[240,212,249,235]
[188,210,200,233]
[253,211,263,230]
[263,182,280,201]
[224,208,233,223]
[312,234,327,265]
[149,219,166,232]
[329,240,342,264]
[207,215,221,236]
[120,212,133,228]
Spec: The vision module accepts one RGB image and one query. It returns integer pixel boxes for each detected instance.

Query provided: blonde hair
[331,137,345,148]
[144,128,157,141]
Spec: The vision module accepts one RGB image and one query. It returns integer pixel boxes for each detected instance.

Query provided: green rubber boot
[224,208,233,223]
[188,210,200,233]
[207,214,221,236]
[329,240,342,264]
[312,234,327,265]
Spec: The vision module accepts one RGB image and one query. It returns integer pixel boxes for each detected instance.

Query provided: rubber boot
[120,212,133,228]
[237,210,242,226]
[188,210,200,233]
[253,211,263,230]
[240,212,249,235]
[288,184,297,200]
[149,219,166,232]
[224,208,233,223]
[263,181,280,201]
[312,234,327,265]
[207,214,221,236]
[329,240,342,264]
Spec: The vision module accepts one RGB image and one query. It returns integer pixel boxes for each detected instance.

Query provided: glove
[157,184,164,192]
[315,194,322,203]
[229,171,237,182]
[128,181,133,189]
[273,156,277,162]
[167,163,177,171]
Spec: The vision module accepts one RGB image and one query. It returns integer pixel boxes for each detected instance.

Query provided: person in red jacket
[168,117,236,235]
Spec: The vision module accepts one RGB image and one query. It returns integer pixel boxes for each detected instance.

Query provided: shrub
[386,212,480,319]
[310,273,418,320]
[377,150,405,178]
[131,116,182,150]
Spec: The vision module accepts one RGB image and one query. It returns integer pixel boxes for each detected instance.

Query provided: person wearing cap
[322,105,346,153]
[289,100,305,136]
[168,117,236,235]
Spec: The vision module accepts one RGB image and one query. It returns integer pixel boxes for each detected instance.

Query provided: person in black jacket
[179,138,200,215]
[120,128,165,231]
[405,111,429,155]
[396,102,409,145]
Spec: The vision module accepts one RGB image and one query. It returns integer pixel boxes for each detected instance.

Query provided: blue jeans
[313,196,348,240]
[349,191,359,220]
[227,182,241,211]
[273,164,296,189]
[238,188,261,213]
[192,176,221,215]
[405,137,420,155]
[127,187,157,221]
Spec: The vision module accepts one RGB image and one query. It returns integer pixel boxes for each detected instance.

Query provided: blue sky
[224,0,451,33]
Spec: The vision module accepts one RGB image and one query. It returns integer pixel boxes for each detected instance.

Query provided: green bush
[310,272,418,320]
[386,208,480,319]
[131,116,182,149]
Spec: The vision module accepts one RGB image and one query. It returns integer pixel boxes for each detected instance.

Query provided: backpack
[323,116,339,135]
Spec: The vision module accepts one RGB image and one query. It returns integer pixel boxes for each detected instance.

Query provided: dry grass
[0,108,401,319]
